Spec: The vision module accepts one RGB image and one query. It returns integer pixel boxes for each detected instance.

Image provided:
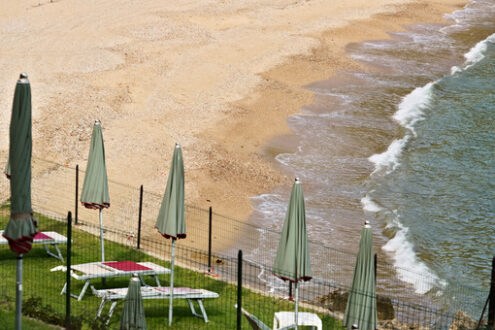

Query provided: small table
[273,312,322,330]
[51,261,170,300]
[0,231,67,261]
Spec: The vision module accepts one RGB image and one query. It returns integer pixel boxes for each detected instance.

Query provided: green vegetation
[0,308,62,329]
[0,210,339,329]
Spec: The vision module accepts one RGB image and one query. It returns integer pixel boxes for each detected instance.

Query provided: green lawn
[0,309,61,329]
[0,210,340,329]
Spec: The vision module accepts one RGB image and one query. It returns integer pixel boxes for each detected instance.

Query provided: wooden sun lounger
[91,286,219,323]
[50,261,170,301]
[0,230,67,261]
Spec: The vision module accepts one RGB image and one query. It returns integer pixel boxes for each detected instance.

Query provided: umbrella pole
[295,281,299,330]
[15,254,23,330]
[99,209,105,262]
[169,239,176,326]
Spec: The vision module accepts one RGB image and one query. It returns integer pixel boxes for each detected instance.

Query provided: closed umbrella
[273,178,312,329]
[343,221,377,330]
[155,143,185,326]
[2,73,38,330]
[80,120,110,262]
[120,274,147,330]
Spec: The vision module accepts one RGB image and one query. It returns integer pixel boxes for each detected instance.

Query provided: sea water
[249,0,495,316]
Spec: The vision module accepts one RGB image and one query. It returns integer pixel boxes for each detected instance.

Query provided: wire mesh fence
[0,207,491,329]
[0,157,492,328]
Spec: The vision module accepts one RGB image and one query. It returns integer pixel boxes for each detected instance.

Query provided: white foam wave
[361,194,383,213]
[393,82,434,136]
[368,137,409,175]
[382,217,445,294]
[464,33,495,68]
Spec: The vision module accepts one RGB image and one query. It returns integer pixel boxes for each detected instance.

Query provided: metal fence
[0,157,492,329]
[0,208,491,329]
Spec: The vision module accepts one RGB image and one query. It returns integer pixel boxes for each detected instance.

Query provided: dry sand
[0,0,467,251]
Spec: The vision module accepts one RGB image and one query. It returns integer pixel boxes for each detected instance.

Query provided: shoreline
[220,0,468,220]
[0,0,468,254]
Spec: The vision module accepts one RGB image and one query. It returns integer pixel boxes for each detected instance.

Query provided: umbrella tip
[175,142,181,148]
[294,177,300,183]
[94,119,101,125]
[364,220,371,228]
[18,72,29,84]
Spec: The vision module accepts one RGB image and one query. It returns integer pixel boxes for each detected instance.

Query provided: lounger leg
[53,244,64,262]
[197,299,209,323]
[44,243,64,262]
[61,280,89,300]
[107,301,118,325]
[96,298,107,318]
[77,280,91,301]
[60,282,67,295]
[154,275,161,287]
[187,299,209,323]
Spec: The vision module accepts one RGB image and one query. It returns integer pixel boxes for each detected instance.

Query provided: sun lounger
[238,307,295,330]
[91,286,219,323]
[51,261,170,301]
[273,312,322,330]
[1,230,67,261]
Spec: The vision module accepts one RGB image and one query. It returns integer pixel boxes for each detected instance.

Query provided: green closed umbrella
[155,143,185,326]
[2,73,38,330]
[273,178,312,329]
[80,120,110,262]
[120,275,147,330]
[343,221,377,330]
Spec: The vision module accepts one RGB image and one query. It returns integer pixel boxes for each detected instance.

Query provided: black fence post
[66,211,72,328]
[489,256,495,328]
[137,185,143,249]
[237,250,243,330]
[75,165,78,225]
[208,206,212,272]
[374,253,377,284]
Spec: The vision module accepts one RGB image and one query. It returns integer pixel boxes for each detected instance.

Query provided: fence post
[208,206,212,272]
[374,253,377,284]
[75,165,78,225]
[66,211,72,328]
[137,185,143,249]
[489,256,495,328]
[237,250,243,330]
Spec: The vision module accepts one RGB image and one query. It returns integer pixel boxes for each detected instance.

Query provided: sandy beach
[0,0,467,252]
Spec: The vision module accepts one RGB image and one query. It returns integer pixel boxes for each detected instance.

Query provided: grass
[0,309,61,329]
[0,209,340,329]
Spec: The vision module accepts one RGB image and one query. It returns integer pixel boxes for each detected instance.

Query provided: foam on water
[392,82,434,135]
[360,194,383,213]
[368,137,409,175]
[382,215,446,294]
[464,33,495,66]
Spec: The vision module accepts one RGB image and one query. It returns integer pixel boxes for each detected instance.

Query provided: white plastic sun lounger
[1,230,67,261]
[51,261,170,301]
[91,286,219,323]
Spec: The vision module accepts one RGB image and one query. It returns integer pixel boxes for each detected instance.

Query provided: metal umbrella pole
[169,239,176,326]
[15,254,23,330]
[99,209,105,262]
